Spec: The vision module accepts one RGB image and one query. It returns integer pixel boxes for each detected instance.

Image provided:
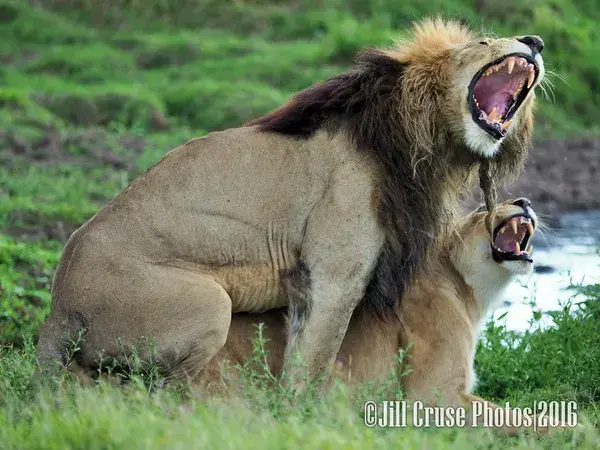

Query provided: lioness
[198,199,558,434]
[37,20,545,387]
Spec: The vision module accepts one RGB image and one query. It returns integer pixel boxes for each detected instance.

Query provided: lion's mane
[248,19,533,316]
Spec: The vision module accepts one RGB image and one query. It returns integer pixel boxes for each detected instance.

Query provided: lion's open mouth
[491,214,535,263]
[469,53,539,140]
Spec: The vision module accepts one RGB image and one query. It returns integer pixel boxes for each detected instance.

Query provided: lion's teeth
[501,120,512,130]
[488,106,499,122]
[529,245,534,256]
[527,68,535,88]
[527,223,534,236]
[515,241,521,254]
[510,219,518,234]
[507,58,515,74]
[515,81,525,99]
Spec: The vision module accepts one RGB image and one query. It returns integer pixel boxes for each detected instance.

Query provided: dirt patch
[500,138,600,216]
[135,42,199,69]
[1,125,146,171]
[4,210,78,244]
[4,127,598,241]
[1,124,150,242]
[37,93,169,131]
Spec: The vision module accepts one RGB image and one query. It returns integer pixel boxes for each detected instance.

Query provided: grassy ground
[1,288,599,449]
[1,0,600,447]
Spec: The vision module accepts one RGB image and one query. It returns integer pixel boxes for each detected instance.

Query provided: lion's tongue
[494,228,517,253]
[473,71,518,117]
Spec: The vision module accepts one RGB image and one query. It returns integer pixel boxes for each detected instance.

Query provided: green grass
[2,0,600,139]
[0,288,599,449]
[1,0,600,447]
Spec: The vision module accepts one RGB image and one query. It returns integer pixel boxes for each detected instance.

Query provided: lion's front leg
[283,272,370,389]
[282,165,384,390]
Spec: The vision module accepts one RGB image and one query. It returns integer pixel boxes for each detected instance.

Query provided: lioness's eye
[479,41,489,46]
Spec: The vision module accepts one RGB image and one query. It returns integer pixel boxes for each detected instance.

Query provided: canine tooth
[488,106,499,122]
[527,69,535,88]
[501,119,512,130]
[515,241,521,254]
[510,219,518,234]
[507,58,515,74]
[527,223,534,236]
[514,80,525,99]
[529,245,534,256]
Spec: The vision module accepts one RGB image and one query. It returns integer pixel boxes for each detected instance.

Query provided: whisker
[545,68,569,86]
[538,78,555,102]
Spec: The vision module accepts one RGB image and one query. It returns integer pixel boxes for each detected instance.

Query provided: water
[492,210,600,332]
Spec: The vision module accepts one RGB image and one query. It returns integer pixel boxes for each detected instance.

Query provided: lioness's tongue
[494,228,517,253]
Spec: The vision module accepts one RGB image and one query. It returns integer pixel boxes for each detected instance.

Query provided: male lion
[37,20,545,387]
[198,199,569,434]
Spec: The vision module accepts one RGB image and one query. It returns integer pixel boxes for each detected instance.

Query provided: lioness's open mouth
[469,54,539,140]
[491,214,535,262]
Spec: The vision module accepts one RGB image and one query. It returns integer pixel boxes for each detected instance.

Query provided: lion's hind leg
[141,268,233,384]
[40,263,233,386]
[80,265,234,385]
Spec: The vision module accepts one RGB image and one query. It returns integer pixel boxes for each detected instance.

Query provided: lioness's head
[390,19,545,160]
[451,199,537,294]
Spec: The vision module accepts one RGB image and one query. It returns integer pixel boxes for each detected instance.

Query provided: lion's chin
[463,118,504,158]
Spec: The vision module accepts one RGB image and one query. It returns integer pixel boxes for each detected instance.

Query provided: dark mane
[247,50,467,317]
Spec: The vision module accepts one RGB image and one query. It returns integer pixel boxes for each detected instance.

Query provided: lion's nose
[513,198,531,208]
[517,35,544,54]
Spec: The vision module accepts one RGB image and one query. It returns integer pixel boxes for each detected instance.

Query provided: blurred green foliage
[1,0,599,140]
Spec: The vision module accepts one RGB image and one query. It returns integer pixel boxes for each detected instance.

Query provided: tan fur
[37,20,544,388]
[198,201,570,434]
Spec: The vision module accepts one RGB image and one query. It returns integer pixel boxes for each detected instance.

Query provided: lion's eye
[479,41,489,46]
